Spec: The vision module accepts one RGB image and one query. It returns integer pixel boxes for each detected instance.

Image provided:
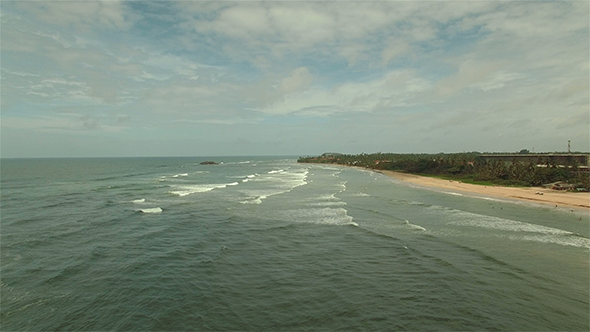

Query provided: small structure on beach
[543,181,577,191]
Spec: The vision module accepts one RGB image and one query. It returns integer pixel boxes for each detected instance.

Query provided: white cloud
[259,69,431,116]
[279,67,313,94]
[140,53,215,81]
[434,60,505,98]
[382,39,411,65]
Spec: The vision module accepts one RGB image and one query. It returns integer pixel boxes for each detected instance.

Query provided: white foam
[171,173,188,178]
[240,197,264,204]
[309,201,348,207]
[239,188,288,203]
[281,207,356,226]
[238,169,309,204]
[139,207,162,214]
[448,213,572,235]
[169,182,238,196]
[315,193,339,201]
[316,166,341,171]
[403,219,426,231]
[433,207,589,248]
[132,198,146,204]
[441,191,463,196]
[303,191,348,207]
[506,234,590,249]
[241,174,258,182]
[331,170,343,177]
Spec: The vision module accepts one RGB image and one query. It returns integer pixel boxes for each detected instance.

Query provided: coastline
[304,163,589,210]
[378,170,589,211]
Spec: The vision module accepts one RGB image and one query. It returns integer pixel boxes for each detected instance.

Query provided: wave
[448,212,572,235]
[305,192,347,207]
[132,198,146,204]
[440,191,463,196]
[169,182,239,197]
[239,169,309,204]
[506,233,590,249]
[309,201,348,207]
[223,160,251,165]
[403,219,427,231]
[434,207,589,248]
[171,173,188,178]
[239,190,282,204]
[240,197,264,205]
[139,207,162,214]
[279,207,357,226]
[241,174,258,183]
[316,193,339,201]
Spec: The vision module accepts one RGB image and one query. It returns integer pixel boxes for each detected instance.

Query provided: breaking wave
[139,207,162,214]
[169,182,239,197]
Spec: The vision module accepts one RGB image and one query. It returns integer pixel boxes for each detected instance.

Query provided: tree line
[298,152,589,189]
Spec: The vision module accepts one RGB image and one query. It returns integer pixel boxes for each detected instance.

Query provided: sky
[1,1,588,158]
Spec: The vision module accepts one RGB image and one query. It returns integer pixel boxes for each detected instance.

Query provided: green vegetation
[298,152,590,190]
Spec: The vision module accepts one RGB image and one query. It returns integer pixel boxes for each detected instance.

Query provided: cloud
[279,67,313,94]
[434,60,505,98]
[382,39,411,65]
[556,112,590,130]
[184,3,417,66]
[1,1,588,157]
[1,112,128,133]
[14,1,132,31]
[258,69,431,116]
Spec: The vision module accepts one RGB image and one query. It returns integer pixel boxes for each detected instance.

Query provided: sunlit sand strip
[379,170,589,210]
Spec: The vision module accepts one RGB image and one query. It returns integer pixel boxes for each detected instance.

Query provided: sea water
[1,157,588,331]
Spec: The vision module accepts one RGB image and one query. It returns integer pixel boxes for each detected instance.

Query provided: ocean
[1,156,588,331]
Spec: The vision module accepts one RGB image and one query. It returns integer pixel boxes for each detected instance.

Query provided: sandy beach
[378,170,589,210]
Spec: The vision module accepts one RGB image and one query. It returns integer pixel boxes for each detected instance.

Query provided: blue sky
[1,1,588,158]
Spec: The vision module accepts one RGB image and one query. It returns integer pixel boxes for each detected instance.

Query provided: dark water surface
[1,157,588,331]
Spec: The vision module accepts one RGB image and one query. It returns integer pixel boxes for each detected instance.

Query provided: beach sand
[379,170,590,210]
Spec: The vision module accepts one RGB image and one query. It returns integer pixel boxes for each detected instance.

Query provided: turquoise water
[1,157,588,331]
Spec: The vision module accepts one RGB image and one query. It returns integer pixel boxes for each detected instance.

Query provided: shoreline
[379,170,589,211]
[304,163,589,210]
